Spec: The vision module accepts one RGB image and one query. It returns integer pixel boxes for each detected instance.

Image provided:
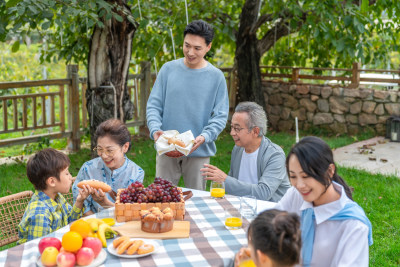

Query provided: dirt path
[333,136,400,178]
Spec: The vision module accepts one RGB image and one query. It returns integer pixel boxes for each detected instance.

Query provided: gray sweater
[146,58,229,157]
[225,136,290,202]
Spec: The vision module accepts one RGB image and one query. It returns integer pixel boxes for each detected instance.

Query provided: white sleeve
[331,220,369,267]
[274,187,302,214]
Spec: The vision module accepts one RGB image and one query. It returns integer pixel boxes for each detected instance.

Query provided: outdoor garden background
[1,1,400,265]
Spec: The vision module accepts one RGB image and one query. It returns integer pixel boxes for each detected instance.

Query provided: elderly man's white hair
[235,101,268,137]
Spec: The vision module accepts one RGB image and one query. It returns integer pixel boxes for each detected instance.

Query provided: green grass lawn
[1,130,399,265]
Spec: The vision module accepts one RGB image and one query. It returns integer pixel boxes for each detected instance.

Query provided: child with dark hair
[18,148,90,244]
[72,119,144,215]
[235,209,301,267]
[147,19,229,190]
[276,136,372,266]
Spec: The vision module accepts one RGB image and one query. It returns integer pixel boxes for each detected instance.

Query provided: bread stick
[137,244,155,255]
[77,180,112,192]
[113,236,129,249]
[127,240,144,255]
[117,239,134,254]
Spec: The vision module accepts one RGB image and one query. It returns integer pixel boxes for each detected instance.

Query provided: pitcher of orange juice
[210,181,225,199]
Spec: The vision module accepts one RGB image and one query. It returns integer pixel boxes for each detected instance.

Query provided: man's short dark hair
[184,20,214,45]
[26,148,70,191]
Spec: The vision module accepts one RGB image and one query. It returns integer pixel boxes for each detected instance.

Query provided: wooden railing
[260,62,400,88]
[0,61,236,150]
[4,61,395,150]
[0,62,152,151]
[0,77,72,148]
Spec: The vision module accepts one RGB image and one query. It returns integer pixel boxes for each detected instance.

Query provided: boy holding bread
[146,20,229,190]
[18,148,90,243]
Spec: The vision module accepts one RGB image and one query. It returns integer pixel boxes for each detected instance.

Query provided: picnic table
[0,189,275,267]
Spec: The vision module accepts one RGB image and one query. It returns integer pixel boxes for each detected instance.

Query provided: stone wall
[263,81,400,135]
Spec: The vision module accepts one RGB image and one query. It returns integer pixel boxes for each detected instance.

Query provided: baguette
[167,137,186,147]
[77,180,111,192]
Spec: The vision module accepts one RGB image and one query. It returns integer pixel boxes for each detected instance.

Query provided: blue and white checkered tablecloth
[0,190,275,267]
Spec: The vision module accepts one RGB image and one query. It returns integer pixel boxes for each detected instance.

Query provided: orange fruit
[62,231,83,253]
[70,219,91,239]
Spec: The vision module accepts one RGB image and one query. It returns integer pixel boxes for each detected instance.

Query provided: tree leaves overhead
[258,0,400,69]
[0,0,133,64]
[0,0,399,69]
[129,0,240,69]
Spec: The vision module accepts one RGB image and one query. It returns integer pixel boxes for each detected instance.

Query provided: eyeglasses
[230,125,246,133]
[93,147,118,157]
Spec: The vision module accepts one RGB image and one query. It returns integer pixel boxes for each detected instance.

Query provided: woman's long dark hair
[286,136,353,200]
[248,209,301,266]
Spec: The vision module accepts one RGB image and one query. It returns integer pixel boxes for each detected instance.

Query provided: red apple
[41,247,59,267]
[56,252,76,267]
[38,237,62,254]
[76,247,95,266]
[82,237,103,258]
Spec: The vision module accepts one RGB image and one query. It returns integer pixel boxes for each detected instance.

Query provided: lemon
[101,218,116,226]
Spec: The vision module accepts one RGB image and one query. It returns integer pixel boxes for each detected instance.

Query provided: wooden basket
[114,189,185,223]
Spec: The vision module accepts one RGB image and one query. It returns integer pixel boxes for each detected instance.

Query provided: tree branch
[250,13,274,35]
[257,10,306,55]
[216,13,238,36]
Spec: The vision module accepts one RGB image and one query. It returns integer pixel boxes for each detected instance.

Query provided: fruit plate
[107,238,160,258]
[36,249,107,267]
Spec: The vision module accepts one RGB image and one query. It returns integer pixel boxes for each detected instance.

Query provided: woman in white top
[276,136,372,267]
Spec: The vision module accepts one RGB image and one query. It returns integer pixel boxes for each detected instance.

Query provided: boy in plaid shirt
[18,148,90,244]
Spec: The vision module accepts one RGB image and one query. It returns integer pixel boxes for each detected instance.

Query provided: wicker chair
[0,191,33,247]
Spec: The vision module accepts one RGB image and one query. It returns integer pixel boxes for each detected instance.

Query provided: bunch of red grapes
[119,177,182,204]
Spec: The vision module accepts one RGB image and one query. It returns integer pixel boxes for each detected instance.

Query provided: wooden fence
[0,62,153,151]
[0,61,236,151]
[260,62,400,88]
[1,61,398,150]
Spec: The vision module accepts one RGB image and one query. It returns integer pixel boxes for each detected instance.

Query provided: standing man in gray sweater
[146,20,229,190]
[201,102,290,201]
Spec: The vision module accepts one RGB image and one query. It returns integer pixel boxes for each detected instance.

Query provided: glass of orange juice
[239,259,256,267]
[210,181,225,199]
[225,208,242,230]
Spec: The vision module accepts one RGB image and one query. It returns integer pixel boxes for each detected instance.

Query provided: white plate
[107,238,160,258]
[37,249,107,267]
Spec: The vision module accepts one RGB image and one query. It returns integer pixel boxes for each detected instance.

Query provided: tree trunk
[86,0,138,155]
[235,0,265,107]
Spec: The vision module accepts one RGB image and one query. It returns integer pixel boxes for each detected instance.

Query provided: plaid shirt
[17,190,83,244]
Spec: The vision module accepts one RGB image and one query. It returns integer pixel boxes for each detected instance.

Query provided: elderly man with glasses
[201,102,290,201]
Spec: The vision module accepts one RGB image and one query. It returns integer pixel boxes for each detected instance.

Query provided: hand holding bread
[77,180,112,192]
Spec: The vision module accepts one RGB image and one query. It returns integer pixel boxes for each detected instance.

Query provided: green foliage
[22,136,50,155]
[129,0,241,70]
[339,167,400,266]
[1,0,399,70]
[260,0,400,69]
[0,0,136,65]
